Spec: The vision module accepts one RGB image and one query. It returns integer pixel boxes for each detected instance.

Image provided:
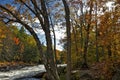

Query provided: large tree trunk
[40,0,60,80]
[19,22,58,80]
[44,28,60,80]
[62,0,71,80]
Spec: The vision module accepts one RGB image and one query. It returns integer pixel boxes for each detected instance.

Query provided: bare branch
[30,0,43,15]
[19,0,36,15]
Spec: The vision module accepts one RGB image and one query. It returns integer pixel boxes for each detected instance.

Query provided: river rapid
[0,65,46,80]
[0,64,66,80]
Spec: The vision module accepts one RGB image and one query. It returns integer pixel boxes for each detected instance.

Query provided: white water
[0,64,66,80]
[0,65,46,80]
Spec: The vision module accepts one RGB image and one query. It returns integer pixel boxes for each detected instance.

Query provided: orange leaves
[13,37,24,53]
[0,27,7,39]
[13,37,20,45]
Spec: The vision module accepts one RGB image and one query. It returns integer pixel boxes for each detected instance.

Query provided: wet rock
[33,72,46,78]
[0,66,10,72]
[57,66,66,75]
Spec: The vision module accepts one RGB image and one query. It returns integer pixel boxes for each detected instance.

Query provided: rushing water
[0,65,46,80]
[0,64,66,80]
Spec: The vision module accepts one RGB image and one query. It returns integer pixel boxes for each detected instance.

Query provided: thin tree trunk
[107,45,112,57]
[72,25,79,55]
[50,16,57,66]
[82,26,90,69]
[45,1,57,66]
[72,24,79,68]
[95,1,99,62]
[79,0,84,63]
[82,1,93,69]
[62,0,71,80]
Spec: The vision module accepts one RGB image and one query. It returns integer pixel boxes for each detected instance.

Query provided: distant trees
[15,27,40,63]
[61,0,120,70]
[0,22,15,61]
[0,22,40,63]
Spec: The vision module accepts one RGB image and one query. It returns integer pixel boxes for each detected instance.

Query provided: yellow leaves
[19,44,24,53]
[14,55,20,60]
[0,27,8,39]
[0,22,10,33]
[1,34,6,38]
[77,48,84,53]
[0,43,3,47]
[0,29,2,33]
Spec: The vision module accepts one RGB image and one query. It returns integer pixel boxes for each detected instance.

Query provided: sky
[12,19,65,51]
[0,0,13,4]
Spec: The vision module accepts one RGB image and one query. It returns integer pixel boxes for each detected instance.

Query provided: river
[0,64,66,80]
[0,65,45,80]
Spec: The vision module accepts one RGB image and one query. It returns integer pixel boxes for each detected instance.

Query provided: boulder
[33,72,46,78]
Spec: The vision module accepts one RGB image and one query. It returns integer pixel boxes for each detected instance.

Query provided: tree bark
[40,0,60,80]
[95,1,99,62]
[62,0,71,80]
[82,1,93,69]
[82,25,90,69]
